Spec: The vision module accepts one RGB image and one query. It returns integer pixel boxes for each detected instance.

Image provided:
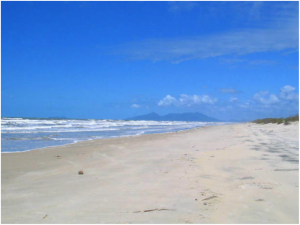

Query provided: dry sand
[1,123,299,223]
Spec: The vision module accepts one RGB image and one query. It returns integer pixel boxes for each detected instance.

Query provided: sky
[2,1,299,121]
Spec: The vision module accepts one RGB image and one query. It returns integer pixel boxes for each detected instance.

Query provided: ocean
[1,117,227,153]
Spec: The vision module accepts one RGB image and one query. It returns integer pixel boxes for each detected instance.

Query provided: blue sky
[2,1,299,121]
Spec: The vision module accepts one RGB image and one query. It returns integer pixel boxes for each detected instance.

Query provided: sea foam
[1,117,227,153]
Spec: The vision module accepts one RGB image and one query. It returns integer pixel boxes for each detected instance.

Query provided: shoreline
[1,123,220,154]
[2,117,229,154]
[2,122,298,223]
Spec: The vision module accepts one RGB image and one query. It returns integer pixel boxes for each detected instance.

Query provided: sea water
[1,117,227,153]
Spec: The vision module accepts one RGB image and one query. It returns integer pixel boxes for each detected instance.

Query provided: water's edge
[2,117,230,153]
[1,124,222,154]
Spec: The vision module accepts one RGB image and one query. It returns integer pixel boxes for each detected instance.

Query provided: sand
[1,123,299,223]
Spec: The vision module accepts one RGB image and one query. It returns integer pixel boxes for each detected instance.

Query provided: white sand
[1,123,299,223]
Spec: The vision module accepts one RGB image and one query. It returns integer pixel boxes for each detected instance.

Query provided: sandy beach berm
[1,123,299,223]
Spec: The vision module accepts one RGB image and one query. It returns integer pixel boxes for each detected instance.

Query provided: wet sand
[1,122,299,223]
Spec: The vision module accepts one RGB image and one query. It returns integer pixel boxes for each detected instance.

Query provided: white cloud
[131,104,141,108]
[179,94,217,105]
[232,85,298,119]
[279,85,298,100]
[158,95,177,106]
[253,91,280,105]
[158,94,217,107]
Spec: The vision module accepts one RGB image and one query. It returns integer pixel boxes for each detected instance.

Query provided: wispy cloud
[230,97,239,103]
[168,1,198,13]
[110,2,298,63]
[220,58,276,67]
[220,88,241,94]
[131,104,141,108]
[248,60,276,66]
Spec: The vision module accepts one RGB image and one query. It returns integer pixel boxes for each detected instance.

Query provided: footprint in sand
[232,182,279,190]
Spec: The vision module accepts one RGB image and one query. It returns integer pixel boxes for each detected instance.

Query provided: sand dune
[1,123,299,223]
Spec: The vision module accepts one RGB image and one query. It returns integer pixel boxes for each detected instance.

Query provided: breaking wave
[1,117,227,153]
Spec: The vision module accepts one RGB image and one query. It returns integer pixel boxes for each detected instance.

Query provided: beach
[1,122,299,223]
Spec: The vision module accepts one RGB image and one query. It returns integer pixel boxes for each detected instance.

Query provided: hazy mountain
[126,112,161,121]
[126,112,219,122]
